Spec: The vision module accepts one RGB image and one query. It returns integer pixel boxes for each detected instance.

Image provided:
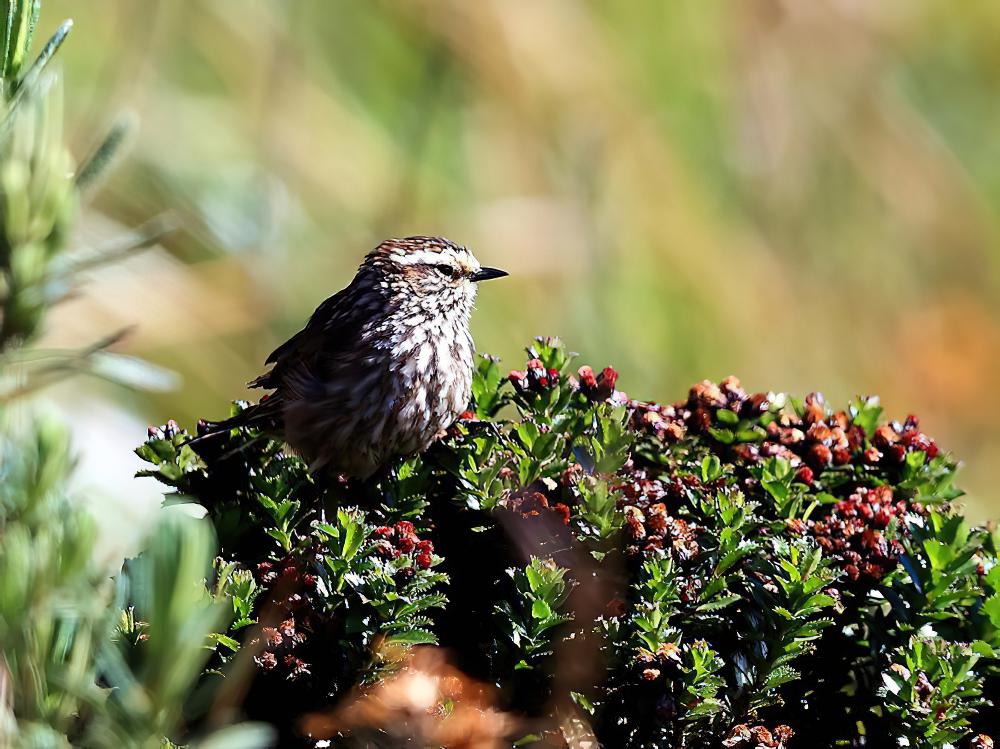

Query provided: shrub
[138,337,1000,748]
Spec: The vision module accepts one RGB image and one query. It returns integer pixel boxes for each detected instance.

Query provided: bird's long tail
[185,397,283,447]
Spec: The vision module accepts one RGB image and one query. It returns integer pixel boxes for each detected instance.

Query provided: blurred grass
[32,0,1000,519]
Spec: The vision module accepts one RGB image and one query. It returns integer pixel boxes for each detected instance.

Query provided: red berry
[806,443,832,469]
[415,551,433,570]
[832,447,851,466]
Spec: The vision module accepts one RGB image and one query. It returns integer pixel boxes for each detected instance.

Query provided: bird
[194,236,507,479]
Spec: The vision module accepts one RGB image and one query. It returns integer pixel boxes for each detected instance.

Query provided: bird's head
[363,236,507,319]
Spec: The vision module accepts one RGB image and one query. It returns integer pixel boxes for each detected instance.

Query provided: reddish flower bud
[779,427,805,446]
[599,366,619,392]
[283,655,311,680]
[262,627,283,648]
[508,370,528,390]
[374,540,398,559]
[774,725,795,744]
[832,447,851,466]
[690,380,727,409]
[873,425,900,450]
[720,375,746,407]
[808,423,835,444]
[664,421,686,441]
[795,466,814,485]
[806,443,832,469]
[742,392,770,416]
[256,651,278,671]
[415,551,433,570]
[803,392,827,424]
[786,518,807,535]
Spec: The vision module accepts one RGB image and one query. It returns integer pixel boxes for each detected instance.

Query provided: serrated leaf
[763,664,799,690]
[387,629,437,646]
[697,594,741,612]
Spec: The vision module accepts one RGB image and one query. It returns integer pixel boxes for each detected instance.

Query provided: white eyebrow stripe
[390,249,453,266]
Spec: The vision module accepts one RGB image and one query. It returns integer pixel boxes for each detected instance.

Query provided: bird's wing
[250,285,366,390]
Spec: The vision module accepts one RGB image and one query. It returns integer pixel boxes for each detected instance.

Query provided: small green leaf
[716,409,739,425]
[708,427,735,445]
[531,598,553,620]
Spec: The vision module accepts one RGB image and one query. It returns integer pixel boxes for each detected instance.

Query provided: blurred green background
[34,1,1000,531]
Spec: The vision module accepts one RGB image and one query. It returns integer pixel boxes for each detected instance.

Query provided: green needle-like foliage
[0,1,270,746]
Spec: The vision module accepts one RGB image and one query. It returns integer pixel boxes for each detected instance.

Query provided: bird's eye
[434,264,456,277]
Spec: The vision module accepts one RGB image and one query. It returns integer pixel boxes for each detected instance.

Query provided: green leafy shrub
[138,337,1000,748]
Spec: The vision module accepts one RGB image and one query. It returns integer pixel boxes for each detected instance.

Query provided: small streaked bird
[196,236,507,479]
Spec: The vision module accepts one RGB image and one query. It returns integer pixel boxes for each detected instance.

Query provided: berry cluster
[252,558,319,681]
[622,501,699,563]
[626,377,952,586]
[615,468,706,561]
[633,376,942,486]
[497,488,571,526]
[576,365,618,402]
[722,723,795,748]
[252,618,310,681]
[870,414,939,464]
[762,393,867,474]
[634,641,682,684]
[372,521,435,571]
[508,358,560,394]
[507,359,621,403]
[800,485,908,581]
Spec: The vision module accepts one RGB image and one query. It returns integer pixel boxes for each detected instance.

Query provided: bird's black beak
[471,266,508,282]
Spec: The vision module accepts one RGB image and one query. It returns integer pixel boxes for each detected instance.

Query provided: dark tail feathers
[184,398,282,447]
